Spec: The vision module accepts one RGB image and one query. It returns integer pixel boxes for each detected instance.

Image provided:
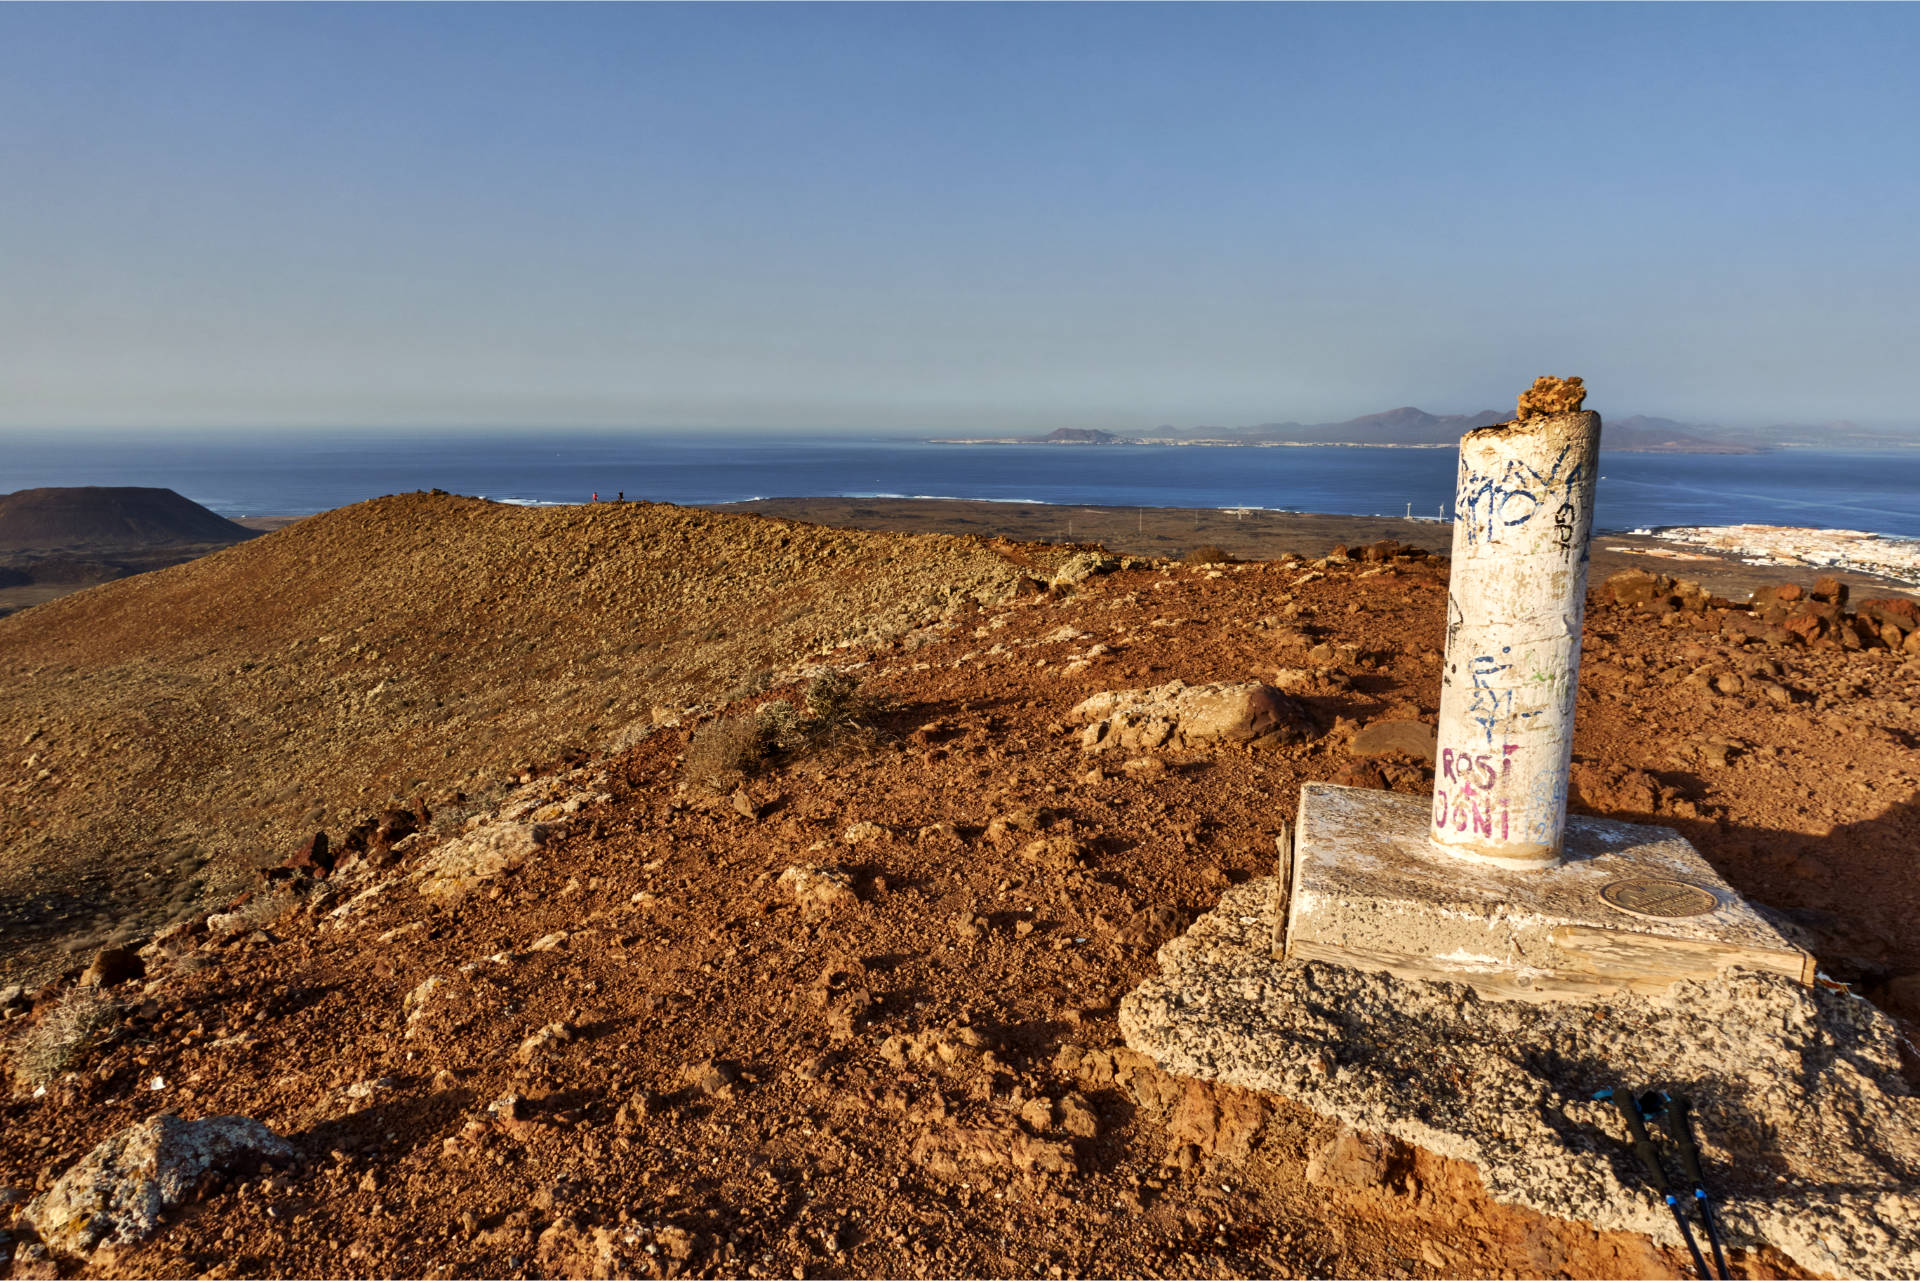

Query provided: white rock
[1070,680,1314,753]
[777,865,858,919]
[412,822,549,898]
[516,1022,573,1063]
[203,911,248,937]
[23,1114,293,1255]
[403,975,443,1024]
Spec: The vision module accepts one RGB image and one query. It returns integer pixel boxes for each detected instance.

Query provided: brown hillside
[4,540,1916,1279]
[0,493,1092,985]
[0,487,252,553]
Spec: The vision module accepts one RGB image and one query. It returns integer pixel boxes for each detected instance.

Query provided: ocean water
[3,431,1919,539]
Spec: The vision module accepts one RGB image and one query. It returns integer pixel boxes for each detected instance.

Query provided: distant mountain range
[1599,416,1768,455]
[953,407,1793,453]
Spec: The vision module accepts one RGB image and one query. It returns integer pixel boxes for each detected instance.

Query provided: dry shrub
[1184,544,1235,565]
[228,890,296,933]
[722,669,774,704]
[753,699,805,752]
[683,712,782,787]
[682,675,887,787]
[10,987,120,1087]
[804,671,881,726]
[797,673,890,763]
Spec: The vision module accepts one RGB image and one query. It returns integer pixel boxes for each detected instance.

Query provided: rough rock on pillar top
[1514,374,1587,420]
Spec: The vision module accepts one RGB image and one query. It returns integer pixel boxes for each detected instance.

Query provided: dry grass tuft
[1183,544,1235,565]
[10,987,120,1087]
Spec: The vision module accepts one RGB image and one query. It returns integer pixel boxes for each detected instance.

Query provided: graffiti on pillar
[1516,765,1569,846]
[1456,442,1589,549]
[1465,649,1513,745]
[1433,740,1567,846]
[1433,742,1520,840]
[1552,500,1576,560]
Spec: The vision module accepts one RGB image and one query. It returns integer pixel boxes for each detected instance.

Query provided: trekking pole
[1665,1095,1731,1280]
[1595,1089,1713,1280]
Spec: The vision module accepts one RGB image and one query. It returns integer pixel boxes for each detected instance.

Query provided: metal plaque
[1600,877,1720,919]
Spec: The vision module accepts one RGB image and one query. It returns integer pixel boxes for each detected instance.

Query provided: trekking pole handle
[1596,1090,1711,1280]
[1612,1091,1671,1193]
[1666,1094,1708,1190]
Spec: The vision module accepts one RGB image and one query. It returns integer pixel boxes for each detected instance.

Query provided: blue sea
[4,431,1920,539]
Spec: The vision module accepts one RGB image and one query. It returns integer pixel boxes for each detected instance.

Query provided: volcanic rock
[908,1123,1077,1179]
[1601,569,1707,613]
[516,1022,574,1063]
[285,831,333,877]
[1071,680,1315,753]
[1305,1126,1415,1192]
[77,947,144,989]
[1859,597,1919,634]
[413,822,548,898]
[1121,878,1920,1279]
[1056,1092,1101,1139]
[1514,375,1586,419]
[679,1058,738,1098]
[776,865,858,919]
[23,1114,292,1255]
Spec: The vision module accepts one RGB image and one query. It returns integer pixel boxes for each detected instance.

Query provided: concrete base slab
[1119,879,1920,1279]
[1281,782,1812,1001]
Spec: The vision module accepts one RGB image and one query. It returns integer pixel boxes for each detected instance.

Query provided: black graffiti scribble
[1457,441,1588,549]
[1552,501,1575,559]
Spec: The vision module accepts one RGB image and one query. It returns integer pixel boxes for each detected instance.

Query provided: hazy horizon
[2,408,1915,442]
[3,4,1917,435]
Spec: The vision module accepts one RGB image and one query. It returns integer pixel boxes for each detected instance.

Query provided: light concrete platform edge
[1279,782,1812,1001]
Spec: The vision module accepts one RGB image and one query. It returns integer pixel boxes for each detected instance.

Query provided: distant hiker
[617,491,624,502]
[591,492,598,503]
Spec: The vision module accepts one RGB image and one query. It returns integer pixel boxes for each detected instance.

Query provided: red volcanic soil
[6,509,1916,1279]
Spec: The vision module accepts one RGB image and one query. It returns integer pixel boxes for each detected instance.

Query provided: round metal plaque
[1600,877,1720,920]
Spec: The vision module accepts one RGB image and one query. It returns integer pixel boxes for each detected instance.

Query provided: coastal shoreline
[923,438,1763,453]
[710,496,1920,599]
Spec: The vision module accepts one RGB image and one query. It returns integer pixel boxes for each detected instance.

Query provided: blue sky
[2,3,1916,433]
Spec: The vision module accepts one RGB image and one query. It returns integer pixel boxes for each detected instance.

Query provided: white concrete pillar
[1432,407,1602,868]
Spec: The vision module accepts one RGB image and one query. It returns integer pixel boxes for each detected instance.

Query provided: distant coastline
[925,436,1759,454]
[927,436,1456,449]
[927,410,1773,454]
